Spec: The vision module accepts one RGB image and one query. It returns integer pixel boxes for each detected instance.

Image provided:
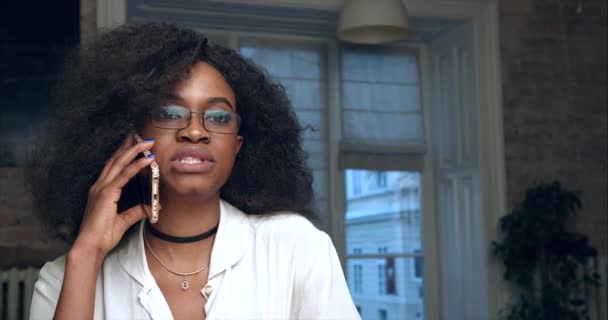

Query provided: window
[412,249,423,281]
[376,246,396,295]
[341,40,425,320]
[339,46,425,173]
[351,248,364,294]
[352,171,361,196]
[353,264,363,293]
[346,170,424,317]
[378,263,386,295]
[377,172,387,188]
[386,256,397,295]
[238,39,331,230]
[379,309,388,320]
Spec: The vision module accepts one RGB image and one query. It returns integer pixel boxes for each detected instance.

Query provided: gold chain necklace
[144,235,208,290]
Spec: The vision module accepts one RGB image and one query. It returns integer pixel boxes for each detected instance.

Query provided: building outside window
[346,170,424,319]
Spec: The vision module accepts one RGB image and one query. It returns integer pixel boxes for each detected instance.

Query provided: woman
[28,23,359,319]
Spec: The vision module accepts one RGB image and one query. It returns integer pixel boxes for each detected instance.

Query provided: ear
[235,135,243,156]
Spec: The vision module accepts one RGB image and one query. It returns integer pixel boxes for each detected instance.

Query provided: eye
[153,105,187,120]
[205,110,233,124]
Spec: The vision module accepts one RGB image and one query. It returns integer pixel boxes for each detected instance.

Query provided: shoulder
[245,213,336,262]
[221,200,333,254]
[31,254,66,316]
[38,255,66,287]
[249,213,328,244]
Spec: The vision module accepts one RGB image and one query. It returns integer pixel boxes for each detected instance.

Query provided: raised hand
[73,134,156,258]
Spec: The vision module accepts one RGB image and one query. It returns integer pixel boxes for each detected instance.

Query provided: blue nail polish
[144,138,155,142]
[146,152,155,158]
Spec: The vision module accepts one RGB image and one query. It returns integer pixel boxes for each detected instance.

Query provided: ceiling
[128,0,465,42]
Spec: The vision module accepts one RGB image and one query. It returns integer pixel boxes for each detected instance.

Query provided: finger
[140,204,153,220]
[101,139,155,185]
[99,135,135,182]
[115,204,148,234]
[112,134,135,159]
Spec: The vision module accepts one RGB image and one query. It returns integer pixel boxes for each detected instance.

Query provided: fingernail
[146,152,155,158]
[144,138,155,142]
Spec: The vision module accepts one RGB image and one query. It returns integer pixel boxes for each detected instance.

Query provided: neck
[146,220,218,243]
[152,191,221,239]
[143,192,219,266]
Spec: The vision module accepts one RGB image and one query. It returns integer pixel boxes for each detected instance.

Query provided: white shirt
[30,200,360,320]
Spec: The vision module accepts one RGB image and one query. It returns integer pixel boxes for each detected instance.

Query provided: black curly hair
[26,23,316,242]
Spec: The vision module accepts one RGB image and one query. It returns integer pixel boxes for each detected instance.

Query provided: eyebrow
[164,94,235,111]
[207,97,235,111]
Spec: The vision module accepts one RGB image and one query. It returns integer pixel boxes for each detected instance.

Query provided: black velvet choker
[145,220,219,243]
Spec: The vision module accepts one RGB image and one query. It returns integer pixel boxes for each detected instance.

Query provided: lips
[169,148,216,173]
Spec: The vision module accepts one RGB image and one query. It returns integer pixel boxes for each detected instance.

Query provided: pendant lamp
[337,0,409,44]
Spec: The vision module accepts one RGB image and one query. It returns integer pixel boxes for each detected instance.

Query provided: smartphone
[116,131,160,223]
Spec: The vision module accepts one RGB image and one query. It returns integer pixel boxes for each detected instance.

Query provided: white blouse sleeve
[295,230,361,320]
[29,256,65,320]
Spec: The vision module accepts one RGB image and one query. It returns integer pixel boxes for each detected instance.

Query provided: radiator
[589,254,608,320]
[0,267,39,320]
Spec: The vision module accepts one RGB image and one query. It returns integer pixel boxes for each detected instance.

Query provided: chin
[162,179,220,199]
[178,184,218,197]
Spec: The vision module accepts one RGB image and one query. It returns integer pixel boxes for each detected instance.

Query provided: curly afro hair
[27,23,316,242]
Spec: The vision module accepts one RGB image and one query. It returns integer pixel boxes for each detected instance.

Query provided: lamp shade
[337,0,409,44]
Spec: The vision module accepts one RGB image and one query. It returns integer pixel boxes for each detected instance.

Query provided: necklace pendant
[181,280,189,290]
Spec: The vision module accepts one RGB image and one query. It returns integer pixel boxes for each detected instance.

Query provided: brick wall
[500,0,607,255]
[0,168,67,268]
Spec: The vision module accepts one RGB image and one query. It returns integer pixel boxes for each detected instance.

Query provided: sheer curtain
[340,46,425,171]
[239,39,331,229]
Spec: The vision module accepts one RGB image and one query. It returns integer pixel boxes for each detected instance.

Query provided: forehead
[172,62,237,111]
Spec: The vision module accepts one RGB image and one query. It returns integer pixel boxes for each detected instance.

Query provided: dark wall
[500,0,607,255]
[0,1,79,267]
[1,1,80,166]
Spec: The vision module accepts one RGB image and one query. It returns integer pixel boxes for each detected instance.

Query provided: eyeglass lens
[149,105,240,133]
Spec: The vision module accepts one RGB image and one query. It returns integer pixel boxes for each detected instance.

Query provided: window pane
[239,39,330,229]
[343,111,423,145]
[341,47,424,149]
[346,170,424,320]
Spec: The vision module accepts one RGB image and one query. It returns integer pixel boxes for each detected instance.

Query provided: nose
[177,113,210,143]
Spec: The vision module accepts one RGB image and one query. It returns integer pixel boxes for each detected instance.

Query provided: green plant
[492,182,602,320]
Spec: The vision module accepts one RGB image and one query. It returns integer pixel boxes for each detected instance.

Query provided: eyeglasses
[148,105,241,134]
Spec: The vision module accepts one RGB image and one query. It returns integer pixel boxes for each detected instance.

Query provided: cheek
[217,139,241,166]
[138,124,157,140]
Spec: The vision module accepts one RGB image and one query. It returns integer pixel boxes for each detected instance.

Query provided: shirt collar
[208,199,255,279]
[117,199,255,286]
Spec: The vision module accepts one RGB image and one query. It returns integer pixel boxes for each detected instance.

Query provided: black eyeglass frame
[147,107,242,134]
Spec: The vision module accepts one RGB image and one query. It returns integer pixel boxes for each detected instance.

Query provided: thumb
[116,204,148,233]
